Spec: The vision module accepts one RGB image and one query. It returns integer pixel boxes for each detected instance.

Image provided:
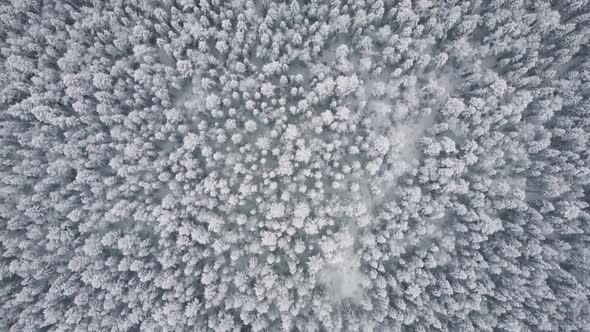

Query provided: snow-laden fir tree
[1,0,589,331]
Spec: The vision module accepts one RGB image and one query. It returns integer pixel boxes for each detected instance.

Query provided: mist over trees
[1,0,589,331]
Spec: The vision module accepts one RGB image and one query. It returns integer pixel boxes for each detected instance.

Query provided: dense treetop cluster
[1,0,589,331]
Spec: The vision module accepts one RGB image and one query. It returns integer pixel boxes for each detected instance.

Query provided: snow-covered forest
[1,0,589,331]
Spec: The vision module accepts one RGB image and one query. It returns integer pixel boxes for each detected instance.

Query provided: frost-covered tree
[0,0,589,331]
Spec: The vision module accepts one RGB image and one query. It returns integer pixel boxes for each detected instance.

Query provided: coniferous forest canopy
[1,0,590,331]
